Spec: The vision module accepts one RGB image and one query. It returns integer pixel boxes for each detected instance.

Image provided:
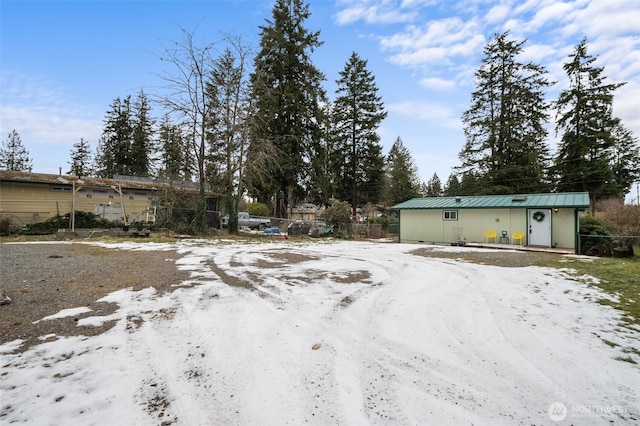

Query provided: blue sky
[1,0,639,201]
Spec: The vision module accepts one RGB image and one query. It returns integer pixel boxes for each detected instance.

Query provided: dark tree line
[57,6,637,227]
[456,33,639,207]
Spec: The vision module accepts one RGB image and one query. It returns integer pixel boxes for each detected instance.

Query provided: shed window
[443,210,458,220]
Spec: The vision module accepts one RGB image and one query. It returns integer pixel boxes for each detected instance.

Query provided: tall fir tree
[157,114,190,181]
[383,137,420,205]
[0,129,32,172]
[307,102,337,207]
[130,90,155,176]
[68,137,93,177]
[333,51,387,215]
[95,96,133,177]
[247,0,326,217]
[425,173,443,197]
[608,122,640,198]
[459,32,552,194]
[444,173,461,196]
[553,38,636,208]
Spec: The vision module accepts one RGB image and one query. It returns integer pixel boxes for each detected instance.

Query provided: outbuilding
[391,192,590,252]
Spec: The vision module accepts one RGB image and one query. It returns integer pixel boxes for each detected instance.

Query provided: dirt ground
[411,246,563,267]
[0,243,189,351]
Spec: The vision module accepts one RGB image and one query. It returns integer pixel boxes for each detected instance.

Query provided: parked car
[222,212,271,230]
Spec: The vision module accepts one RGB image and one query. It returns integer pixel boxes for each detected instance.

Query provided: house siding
[0,180,156,226]
[549,208,577,249]
[400,208,529,244]
[394,192,589,251]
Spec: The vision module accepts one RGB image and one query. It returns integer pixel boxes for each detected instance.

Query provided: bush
[0,217,11,235]
[247,202,270,217]
[22,211,113,235]
[593,199,640,256]
[579,215,613,256]
[368,216,389,231]
[324,199,352,237]
[597,198,640,246]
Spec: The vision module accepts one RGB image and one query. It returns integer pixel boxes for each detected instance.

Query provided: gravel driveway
[0,240,564,352]
[0,242,189,351]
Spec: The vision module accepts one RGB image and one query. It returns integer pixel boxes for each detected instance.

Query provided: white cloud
[334,0,418,25]
[520,43,559,63]
[522,1,577,33]
[571,0,640,37]
[388,100,461,130]
[419,77,457,91]
[0,105,101,146]
[484,4,511,24]
[614,83,640,137]
[380,18,485,67]
[0,70,102,171]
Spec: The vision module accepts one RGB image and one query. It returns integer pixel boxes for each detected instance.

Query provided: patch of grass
[0,234,58,243]
[601,339,619,348]
[615,356,638,364]
[538,249,640,328]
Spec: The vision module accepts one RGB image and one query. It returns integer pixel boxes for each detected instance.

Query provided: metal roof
[391,192,590,210]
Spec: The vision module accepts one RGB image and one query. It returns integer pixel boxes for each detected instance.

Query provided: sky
[1,0,639,202]
[2,239,639,424]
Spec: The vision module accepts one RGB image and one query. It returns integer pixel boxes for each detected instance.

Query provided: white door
[528,209,551,246]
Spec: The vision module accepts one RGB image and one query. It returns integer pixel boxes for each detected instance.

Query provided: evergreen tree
[553,38,635,208]
[307,102,337,207]
[425,173,443,197]
[608,122,640,197]
[247,0,326,218]
[458,170,483,195]
[0,129,32,172]
[157,114,190,181]
[459,32,552,194]
[95,96,133,177]
[384,137,420,205]
[444,173,461,196]
[334,51,387,215]
[68,137,93,177]
[130,90,155,176]
[418,181,428,197]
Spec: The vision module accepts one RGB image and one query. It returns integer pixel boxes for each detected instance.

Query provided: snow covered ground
[1,239,639,425]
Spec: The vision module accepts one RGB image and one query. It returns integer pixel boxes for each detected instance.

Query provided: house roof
[392,192,590,210]
[0,170,205,192]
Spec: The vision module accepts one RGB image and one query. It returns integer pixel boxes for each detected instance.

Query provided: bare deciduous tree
[156,28,216,231]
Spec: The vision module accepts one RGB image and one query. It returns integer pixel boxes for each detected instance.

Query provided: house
[391,192,590,252]
[0,171,221,230]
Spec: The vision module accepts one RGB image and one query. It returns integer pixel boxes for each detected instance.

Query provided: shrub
[324,199,352,237]
[0,217,12,235]
[247,202,270,217]
[596,199,640,256]
[598,198,640,238]
[22,211,113,235]
[579,215,613,256]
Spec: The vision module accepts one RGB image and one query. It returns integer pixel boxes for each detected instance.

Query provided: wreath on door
[532,211,545,222]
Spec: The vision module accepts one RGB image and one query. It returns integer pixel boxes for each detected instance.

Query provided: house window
[443,210,458,220]
[51,186,71,192]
